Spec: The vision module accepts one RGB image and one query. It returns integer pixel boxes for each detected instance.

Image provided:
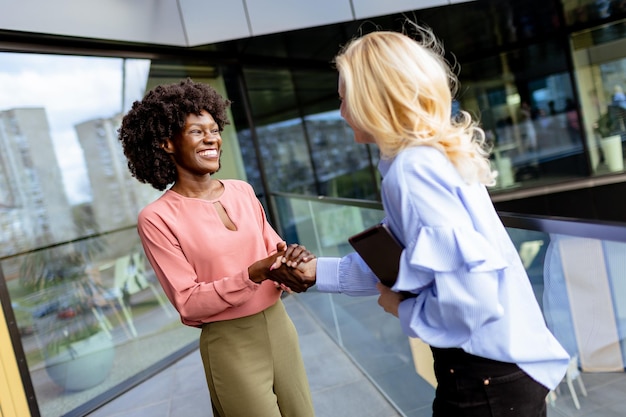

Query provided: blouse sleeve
[137,210,260,325]
[398,225,508,346]
[316,254,380,296]
[389,150,509,347]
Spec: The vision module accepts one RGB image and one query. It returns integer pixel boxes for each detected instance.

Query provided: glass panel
[272,193,626,416]
[238,66,381,200]
[304,110,379,200]
[459,43,588,191]
[563,0,626,26]
[0,53,157,254]
[240,118,317,194]
[570,18,626,174]
[4,229,196,417]
[0,52,213,416]
[507,228,626,373]
[272,195,430,412]
[242,68,317,195]
[293,68,379,199]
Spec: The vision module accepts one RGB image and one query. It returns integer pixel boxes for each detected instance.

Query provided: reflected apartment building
[0,108,160,254]
[75,115,161,234]
[0,108,75,256]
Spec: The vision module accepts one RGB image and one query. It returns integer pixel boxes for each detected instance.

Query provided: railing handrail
[270,191,384,210]
[498,212,626,243]
[5,197,626,264]
[0,225,137,263]
[270,192,626,243]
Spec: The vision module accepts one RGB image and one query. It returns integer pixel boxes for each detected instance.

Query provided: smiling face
[163,109,222,179]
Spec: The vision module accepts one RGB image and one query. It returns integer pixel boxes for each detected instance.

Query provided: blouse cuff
[315,257,342,293]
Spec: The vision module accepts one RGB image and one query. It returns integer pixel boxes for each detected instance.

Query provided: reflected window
[241,67,317,195]
[305,110,379,200]
[238,66,381,199]
[563,0,626,26]
[459,41,589,191]
[571,18,626,174]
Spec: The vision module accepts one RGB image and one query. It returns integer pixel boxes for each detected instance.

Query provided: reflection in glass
[571,18,626,174]
[275,193,626,415]
[0,53,156,253]
[305,111,379,200]
[459,42,588,191]
[0,52,195,416]
[563,0,626,26]
[239,119,317,195]
[240,67,382,199]
[241,68,316,194]
[5,230,195,417]
[0,107,76,255]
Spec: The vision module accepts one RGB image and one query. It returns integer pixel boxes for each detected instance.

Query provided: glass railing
[1,227,197,417]
[4,191,626,416]
[272,192,626,416]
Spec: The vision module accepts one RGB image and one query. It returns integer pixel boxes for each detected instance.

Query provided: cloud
[0,53,149,204]
[0,54,122,128]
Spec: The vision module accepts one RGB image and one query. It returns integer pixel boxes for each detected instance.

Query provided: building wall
[0,0,474,47]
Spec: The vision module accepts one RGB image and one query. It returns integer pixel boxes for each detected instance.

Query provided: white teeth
[199,150,218,157]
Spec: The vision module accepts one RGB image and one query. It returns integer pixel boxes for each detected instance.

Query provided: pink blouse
[137,180,283,327]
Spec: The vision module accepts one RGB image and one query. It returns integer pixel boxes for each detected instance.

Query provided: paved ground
[87,295,403,417]
[84,291,626,417]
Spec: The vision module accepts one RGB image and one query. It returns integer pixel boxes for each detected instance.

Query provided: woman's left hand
[376,282,403,317]
[274,281,294,293]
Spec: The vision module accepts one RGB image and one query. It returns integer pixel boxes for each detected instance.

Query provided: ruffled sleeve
[393,225,508,293]
[391,224,511,346]
[411,226,508,272]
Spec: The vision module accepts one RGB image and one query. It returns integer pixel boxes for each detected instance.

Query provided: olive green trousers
[199,299,314,417]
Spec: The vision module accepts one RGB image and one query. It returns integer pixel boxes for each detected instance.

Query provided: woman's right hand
[248,254,316,292]
[270,258,317,293]
[249,245,317,292]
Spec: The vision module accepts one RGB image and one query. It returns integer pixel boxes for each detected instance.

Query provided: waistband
[431,347,520,377]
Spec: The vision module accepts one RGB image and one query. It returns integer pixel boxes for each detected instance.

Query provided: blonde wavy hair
[334,25,495,186]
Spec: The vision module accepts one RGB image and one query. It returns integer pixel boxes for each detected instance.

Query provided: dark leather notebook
[348,223,404,287]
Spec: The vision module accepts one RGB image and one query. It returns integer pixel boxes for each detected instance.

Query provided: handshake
[248,243,317,293]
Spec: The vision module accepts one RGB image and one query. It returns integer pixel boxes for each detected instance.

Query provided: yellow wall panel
[0,304,30,417]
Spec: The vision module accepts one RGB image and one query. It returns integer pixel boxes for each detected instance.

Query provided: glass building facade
[1,0,625,415]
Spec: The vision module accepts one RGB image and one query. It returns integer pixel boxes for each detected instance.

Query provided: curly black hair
[118,78,231,190]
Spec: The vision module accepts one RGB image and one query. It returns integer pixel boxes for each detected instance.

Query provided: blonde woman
[276,25,569,417]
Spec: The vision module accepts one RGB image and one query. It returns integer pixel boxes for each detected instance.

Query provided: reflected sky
[0,53,149,204]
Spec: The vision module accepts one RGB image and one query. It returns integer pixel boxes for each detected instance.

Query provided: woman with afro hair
[118,78,315,417]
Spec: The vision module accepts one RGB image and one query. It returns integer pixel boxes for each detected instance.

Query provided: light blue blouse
[316,145,569,389]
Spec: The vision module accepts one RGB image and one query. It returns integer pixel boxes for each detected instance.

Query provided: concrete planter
[45,330,115,391]
[600,135,624,172]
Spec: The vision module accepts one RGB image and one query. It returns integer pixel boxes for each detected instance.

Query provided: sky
[0,52,149,204]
